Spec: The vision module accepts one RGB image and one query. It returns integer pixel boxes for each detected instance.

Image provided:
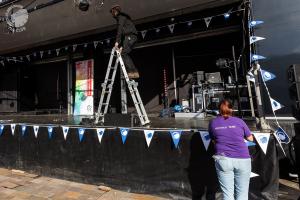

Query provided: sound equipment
[0,91,18,112]
[205,72,222,83]
[104,113,140,127]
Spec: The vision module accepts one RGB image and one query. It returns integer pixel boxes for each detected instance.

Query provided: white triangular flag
[84,43,88,48]
[168,24,175,33]
[199,131,211,150]
[73,44,77,52]
[0,61,4,66]
[261,69,276,82]
[20,56,23,61]
[33,125,39,138]
[33,52,37,57]
[40,51,44,58]
[253,132,270,154]
[144,130,155,147]
[11,124,16,135]
[250,172,259,178]
[96,128,105,144]
[204,17,212,28]
[48,50,51,55]
[26,55,30,61]
[141,30,147,39]
[270,98,284,112]
[94,41,99,49]
[250,36,265,44]
[65,46,69,51]
[62,126,69,140]
[56,48,60,56]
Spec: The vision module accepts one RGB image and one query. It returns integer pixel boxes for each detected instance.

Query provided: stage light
[224,13,230,19]
[74,0,90,11]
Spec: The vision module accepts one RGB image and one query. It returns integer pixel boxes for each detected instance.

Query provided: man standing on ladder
[110,5,139,79]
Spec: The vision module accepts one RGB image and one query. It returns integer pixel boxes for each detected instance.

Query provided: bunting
[141,30,147,39]
[204,17,212,28]
[40,51,44,58]
[56,48,60,56]
[96,128,105,144]
[144,130,155,147]
[21,125,27,136]
[11,124,16,135]
[94,41,99,49]
[168,24,175,33]
[249,20,264,27]
[250,36,265,44]
[48,126,53,139]
[0,125,4,136]
[170,130,182,148]
[253,133,270,155]
[199,131,211,151]
[33,126,39,138]
[274,127,290,144]
[251,54,266,62]
[260,69,276,82]
[78,128,85,142]
[120,128,129,144]
[62,126,69,140]
[270,98,284,112]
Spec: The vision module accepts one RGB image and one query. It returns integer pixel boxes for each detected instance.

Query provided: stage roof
[0,0,241,54]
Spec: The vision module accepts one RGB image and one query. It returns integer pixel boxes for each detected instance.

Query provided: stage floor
[0,113,258,130]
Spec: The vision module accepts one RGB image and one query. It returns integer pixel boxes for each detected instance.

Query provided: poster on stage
[74,59,94,115]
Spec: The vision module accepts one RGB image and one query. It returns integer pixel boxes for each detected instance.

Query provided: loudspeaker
[288,64,300,83]
[0,91,18,112]
[104,113,140,127]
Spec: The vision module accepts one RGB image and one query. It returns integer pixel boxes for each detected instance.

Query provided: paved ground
[0,168,297,200]
[0,168,167,200]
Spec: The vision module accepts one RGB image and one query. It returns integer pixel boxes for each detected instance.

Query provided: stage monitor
[205,72,222,83]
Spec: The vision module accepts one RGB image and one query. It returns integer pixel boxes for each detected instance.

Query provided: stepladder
[95,48,150,126]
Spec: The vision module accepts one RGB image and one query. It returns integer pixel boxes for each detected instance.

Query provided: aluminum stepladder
[95,47,150,126]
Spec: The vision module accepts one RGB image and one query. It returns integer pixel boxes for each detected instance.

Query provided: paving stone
[0,181,20,189]
[62,191,82,199]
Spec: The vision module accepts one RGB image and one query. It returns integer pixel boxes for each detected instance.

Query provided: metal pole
[253,63,269,130]
[120,72,127,114]
[67,54,73,115]
[172,48,178,104]
[232,45,241,116]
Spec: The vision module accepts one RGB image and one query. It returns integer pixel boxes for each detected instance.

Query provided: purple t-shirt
[208,116,252,158]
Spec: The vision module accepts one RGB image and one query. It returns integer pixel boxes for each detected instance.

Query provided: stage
[0,112,282,199]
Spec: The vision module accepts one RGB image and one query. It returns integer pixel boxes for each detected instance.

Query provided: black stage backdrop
[0,125,279,199]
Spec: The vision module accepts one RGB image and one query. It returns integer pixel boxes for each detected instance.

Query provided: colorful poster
[74,59,94,115]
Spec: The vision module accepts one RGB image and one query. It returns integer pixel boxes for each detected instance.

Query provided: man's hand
[114,42,119,49]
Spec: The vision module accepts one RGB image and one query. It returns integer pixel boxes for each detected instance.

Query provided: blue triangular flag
[96,128,105,144]
[78,128,85,142]
[48,126,53,139]
[251,54,266,62]
[260,69,276,82]
[0,125,4,136]
[62,126,69,140]
[249,20,264,27]
[21,125,27,136]
[199,131,211,150]
[33,126,39,138]
[275,127,290,144]
[11,124,16,135]
[270,98,284,112]
[170,130,182,148]
[120,128,129,144]
[250,36,265,44]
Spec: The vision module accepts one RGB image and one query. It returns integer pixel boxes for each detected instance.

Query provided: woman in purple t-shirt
[208,99,254,200]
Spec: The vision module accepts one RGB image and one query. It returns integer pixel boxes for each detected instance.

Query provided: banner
[170,130,182,148]
[96,128,105,143]
[33,126,39,138]
[199,131,211,150]
[261,69,276,82]
[120,128,129,144]
[62,126,69,140]
[78,128,85,142]
[253,133,270,155]
[275,127,290,144]
[0,125,4,136]
[74,59,94,115]
[250,36,265,44]
[144,130,155,147]
[48,126,53,139]
[11,124,16,135]
[270,98,284,111]
[21,125,27,136]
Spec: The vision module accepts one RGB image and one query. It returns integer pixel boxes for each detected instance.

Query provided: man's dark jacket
[115,13,138,44]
